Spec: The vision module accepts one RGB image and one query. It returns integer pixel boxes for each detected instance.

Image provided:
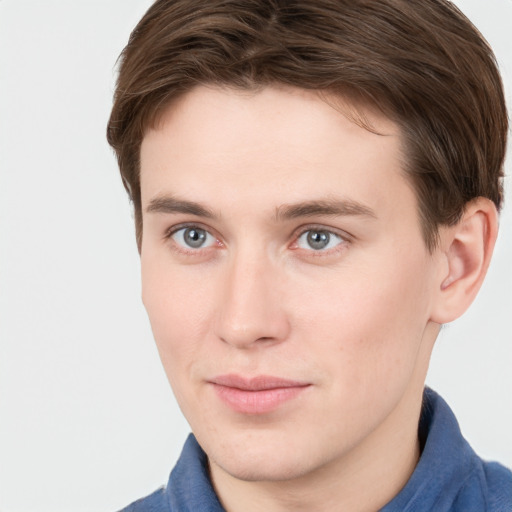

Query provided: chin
[211,447,315,483]
[200,425,334,483]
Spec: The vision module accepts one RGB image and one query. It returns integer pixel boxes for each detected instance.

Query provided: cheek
[291,249,432,382]
[141,253,215,375]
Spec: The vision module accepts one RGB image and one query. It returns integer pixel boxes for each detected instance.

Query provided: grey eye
[184,228,207,247]
[172,227,215,249]
[297,229,344,251]
[307,231,330,250]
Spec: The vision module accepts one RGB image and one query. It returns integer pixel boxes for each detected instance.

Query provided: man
[107,0,512,510]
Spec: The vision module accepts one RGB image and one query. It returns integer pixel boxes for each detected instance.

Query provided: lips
[208,374,311,414]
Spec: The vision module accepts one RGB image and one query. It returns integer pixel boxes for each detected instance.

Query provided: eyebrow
[275,199,377,221]
[146,195,377,221]
[146,196,217,218]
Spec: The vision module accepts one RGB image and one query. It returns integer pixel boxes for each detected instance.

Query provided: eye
[296,229,344,251]
[171,226,217,249]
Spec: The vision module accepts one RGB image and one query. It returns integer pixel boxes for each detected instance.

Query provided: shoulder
[115,434,224,512]
[117,486,169,512]
[481,461,512,512]
[449,460,512,512]
[484,460,512,496]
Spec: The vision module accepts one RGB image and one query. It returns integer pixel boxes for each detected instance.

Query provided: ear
[430,197,498,324]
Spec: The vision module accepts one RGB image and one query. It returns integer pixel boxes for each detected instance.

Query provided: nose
[215,251,290,349]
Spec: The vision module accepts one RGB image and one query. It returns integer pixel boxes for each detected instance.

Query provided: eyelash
[164,223,222,255]
[164,223,350,257]
[290,225,349,255]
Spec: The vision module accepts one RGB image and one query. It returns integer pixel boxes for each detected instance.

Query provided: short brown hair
[107,0,508,251]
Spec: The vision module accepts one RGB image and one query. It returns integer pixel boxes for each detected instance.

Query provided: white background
[0,1,511,511]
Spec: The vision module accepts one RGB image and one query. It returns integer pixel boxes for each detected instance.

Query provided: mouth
[208,374,311,414]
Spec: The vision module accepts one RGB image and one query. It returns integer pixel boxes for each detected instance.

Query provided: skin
[139,85,496,511]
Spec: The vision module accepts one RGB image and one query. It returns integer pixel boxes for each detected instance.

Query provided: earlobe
[430,198,498,324]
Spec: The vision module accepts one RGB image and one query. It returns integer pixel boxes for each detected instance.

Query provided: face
[140,85,441,483]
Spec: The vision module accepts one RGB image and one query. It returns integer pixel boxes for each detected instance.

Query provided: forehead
[145,85,399,153]
[139,85,410,220]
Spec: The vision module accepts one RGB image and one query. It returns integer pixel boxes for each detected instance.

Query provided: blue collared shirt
[120,388,512,511]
